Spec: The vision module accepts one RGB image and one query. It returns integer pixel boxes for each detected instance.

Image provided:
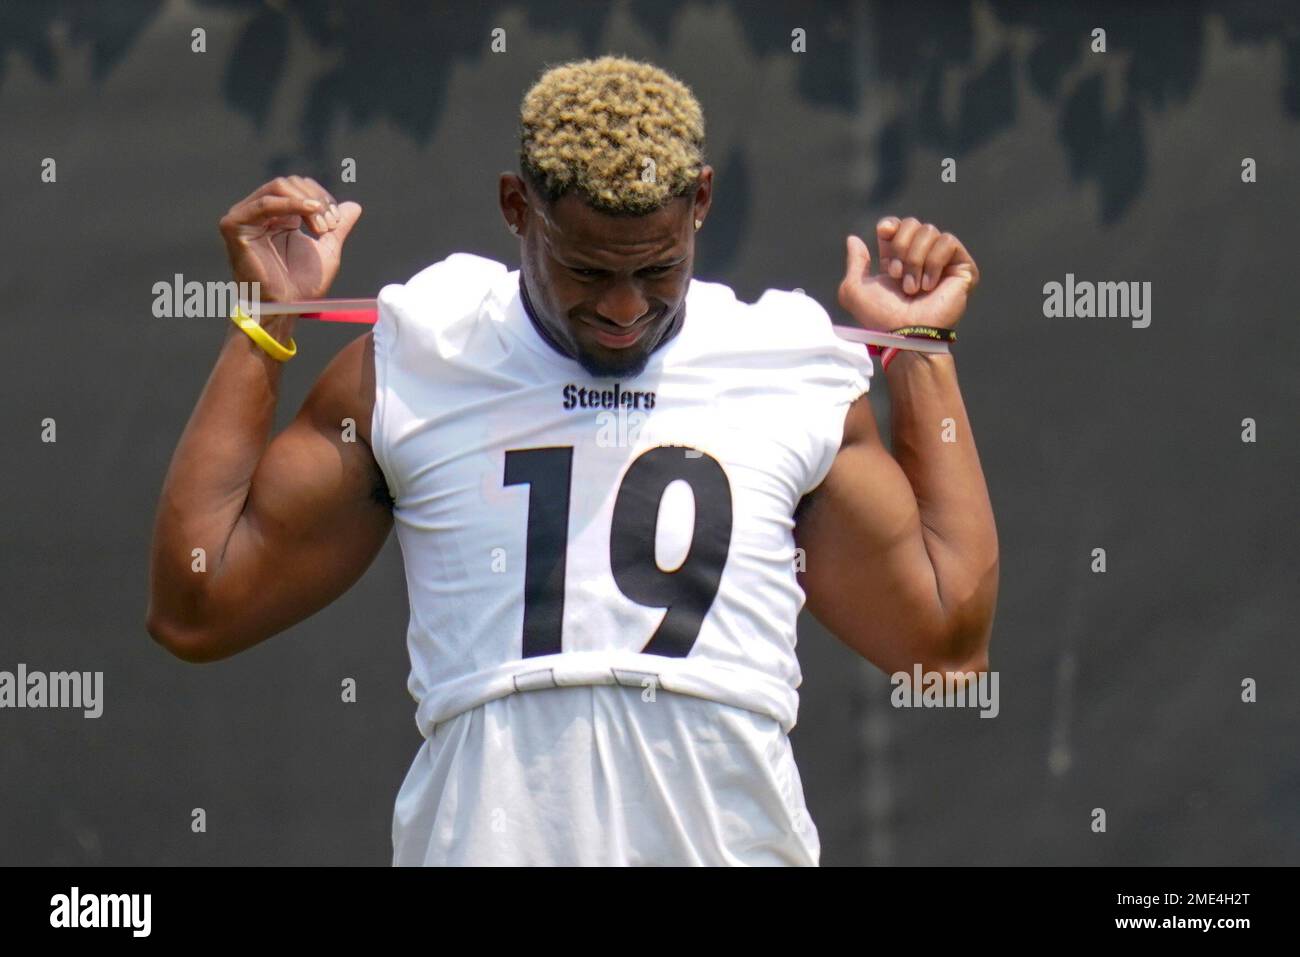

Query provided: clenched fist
[837,216,979,333]
[218,175,362,303]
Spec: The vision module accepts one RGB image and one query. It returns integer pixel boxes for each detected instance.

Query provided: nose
[594,279,650,329]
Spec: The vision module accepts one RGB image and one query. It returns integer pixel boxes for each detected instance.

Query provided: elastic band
[230,305,297,361]
[892,325,956,342]
[836,325,951,354]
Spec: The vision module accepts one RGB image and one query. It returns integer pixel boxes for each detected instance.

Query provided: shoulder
[682,278,838,350]
[696,280,842,346]
[727,284,875,385]
[377,252,509,324]
[750,287,841,343]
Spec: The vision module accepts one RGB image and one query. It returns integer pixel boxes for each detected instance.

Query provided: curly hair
[518,55,706,215]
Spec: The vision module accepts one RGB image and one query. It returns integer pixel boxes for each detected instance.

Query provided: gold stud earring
[509,223,519,235]
[694,219,703,230]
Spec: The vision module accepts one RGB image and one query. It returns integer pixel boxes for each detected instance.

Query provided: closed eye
[567,263,678,279]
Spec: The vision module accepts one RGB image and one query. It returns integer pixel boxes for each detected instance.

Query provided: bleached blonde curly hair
[518,55,706,215]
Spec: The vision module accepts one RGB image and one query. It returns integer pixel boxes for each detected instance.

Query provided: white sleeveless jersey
[372,253,874,865]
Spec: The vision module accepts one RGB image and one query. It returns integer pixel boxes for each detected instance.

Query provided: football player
[147,55,997,866]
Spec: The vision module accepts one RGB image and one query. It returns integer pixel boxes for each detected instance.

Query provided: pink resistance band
[242,298,951,360]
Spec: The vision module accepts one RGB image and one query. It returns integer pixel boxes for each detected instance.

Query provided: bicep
[793,395,946,673]
[209,338,393,653]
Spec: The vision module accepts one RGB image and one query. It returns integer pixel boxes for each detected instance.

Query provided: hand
[837,216,979,332]
[218,176,362,302]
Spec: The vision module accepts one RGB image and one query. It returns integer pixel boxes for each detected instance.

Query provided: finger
[317,201,363,251]
[844,233,872,284]
[948,236,980,289]
[875,216,900,274]
[837,234,872,313]
[901,223,940,295]
[300,176,340,230]
[886,217,921,280]
[229,177,328,234]
[232,176,296,207]
[291,175,339,230]
[267,176,327,234]
[223,194,322,233]
[263,214,303,233]
[291,175,336,208]
[921,232,960,291]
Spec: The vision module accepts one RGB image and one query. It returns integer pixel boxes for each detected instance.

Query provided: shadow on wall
[4,0,1300,229]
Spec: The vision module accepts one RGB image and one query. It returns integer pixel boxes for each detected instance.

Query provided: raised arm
[794,219,998,676]
[146,177,392,662]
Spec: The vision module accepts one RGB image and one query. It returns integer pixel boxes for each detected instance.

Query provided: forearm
[147,316,298,634]
[883,350,998,665]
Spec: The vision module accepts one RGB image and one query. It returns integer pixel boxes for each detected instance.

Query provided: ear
[499,172,528,235]
[691,165,714,226]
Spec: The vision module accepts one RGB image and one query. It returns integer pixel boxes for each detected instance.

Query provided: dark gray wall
[1,0,1295,865]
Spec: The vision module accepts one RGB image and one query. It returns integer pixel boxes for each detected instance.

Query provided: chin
[576,347,652,380]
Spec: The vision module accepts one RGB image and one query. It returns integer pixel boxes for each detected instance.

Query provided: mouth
[583,318,653,350]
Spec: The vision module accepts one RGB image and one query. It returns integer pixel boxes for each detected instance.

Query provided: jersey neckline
[492,267,705,375]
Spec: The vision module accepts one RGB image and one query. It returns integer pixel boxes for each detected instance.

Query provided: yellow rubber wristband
[230,305,297,361]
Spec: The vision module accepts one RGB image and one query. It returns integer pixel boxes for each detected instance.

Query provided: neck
[519,273,574,360]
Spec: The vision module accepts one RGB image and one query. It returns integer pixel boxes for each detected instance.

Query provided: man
[147,55,998,866]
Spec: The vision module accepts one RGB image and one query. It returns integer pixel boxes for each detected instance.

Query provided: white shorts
[392,684,820,866]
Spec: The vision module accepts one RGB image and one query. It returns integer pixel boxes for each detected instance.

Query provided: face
[501,169,712,378]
